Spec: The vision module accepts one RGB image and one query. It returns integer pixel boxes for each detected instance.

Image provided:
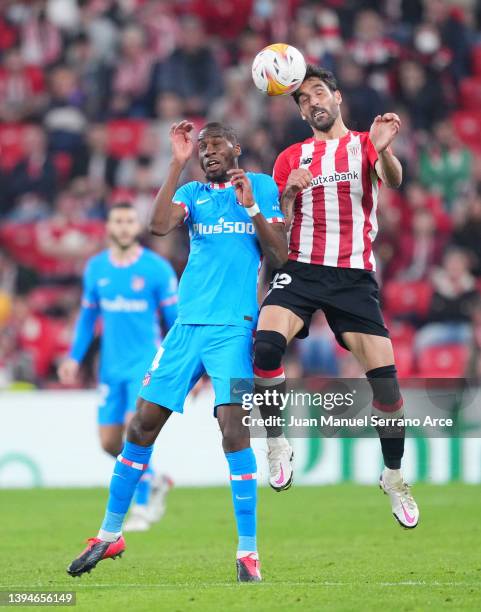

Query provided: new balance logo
[311,171,359,186]
[300,156,312,165]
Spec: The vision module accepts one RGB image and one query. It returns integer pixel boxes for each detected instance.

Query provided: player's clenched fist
[169,120,195,166]
[285,168,313,196]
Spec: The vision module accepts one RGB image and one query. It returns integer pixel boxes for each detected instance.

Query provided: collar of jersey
[209,181,233,190]
[109,246,143,268]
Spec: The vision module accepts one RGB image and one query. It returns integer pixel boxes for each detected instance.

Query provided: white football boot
[267,436,294,491]
[146,474,173,523]
[124,505,151,532]
[379,468,419,529]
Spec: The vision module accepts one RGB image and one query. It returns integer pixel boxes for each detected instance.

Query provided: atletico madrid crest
[131,276,145,291]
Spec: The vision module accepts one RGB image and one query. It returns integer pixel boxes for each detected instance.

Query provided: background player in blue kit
[58,202,178,532]
[67,120,288,582]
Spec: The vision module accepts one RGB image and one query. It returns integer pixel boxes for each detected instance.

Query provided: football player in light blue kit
[59,202,178,532]
[67,121,288,582]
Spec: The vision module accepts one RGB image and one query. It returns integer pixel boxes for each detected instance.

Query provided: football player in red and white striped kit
[255,65,419,529]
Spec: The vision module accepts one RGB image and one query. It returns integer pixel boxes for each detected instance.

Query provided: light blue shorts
[139,322,254,413]
[97,379,139,426]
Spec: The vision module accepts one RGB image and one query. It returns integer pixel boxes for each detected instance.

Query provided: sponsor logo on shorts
[142,372,151,387]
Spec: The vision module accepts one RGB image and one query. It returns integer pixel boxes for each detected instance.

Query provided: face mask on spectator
[415,27,441,55]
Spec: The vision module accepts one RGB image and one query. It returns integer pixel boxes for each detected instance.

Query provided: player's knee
[101,439,122,457]
[127,400,168,445]
[254,331,287,374]
[222,428,249,453]
[366,364,403,414]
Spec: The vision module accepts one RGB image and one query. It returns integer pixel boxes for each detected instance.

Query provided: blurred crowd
[1,0,481,387]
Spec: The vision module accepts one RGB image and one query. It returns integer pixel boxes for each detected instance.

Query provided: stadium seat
[458,77,481,111]
[0,123,25,170]
[106,119,147,158]
[471,44,481,77]
[52,151,73,183]
[417,344,469,378]
[27,286,78,313]
[452,111,481,151]
[392,341,415,378]
[388,320,416,345]
[382,280,433,319]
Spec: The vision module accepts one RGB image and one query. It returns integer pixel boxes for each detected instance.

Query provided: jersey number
[266,272,292,296]
[150,346,165,371]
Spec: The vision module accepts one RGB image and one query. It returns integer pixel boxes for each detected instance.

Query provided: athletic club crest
[347,143,361,158]
[131,275,145,291]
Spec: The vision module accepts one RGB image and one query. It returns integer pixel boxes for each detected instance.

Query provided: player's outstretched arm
[149,121,194,236]
[227,168,288,268]
[370,113,403,189]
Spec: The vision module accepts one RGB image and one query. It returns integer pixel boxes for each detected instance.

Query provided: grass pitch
[1,484,480,611]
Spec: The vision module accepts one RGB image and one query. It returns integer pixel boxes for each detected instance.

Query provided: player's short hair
[198,122,238,146]
[108,202,136,215]
[292,65,338,104]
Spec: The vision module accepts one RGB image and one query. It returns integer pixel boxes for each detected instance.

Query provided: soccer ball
[252,43,307,96]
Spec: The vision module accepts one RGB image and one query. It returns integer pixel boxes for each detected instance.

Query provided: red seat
[0,123,25,170]
[52,151,73,182]
[27,286,78,313]
[459,77,481,111]
[417,344,469,378]
[106,119,147,158]
[452,111,481,151]
[392,341,415,377]
[382,280,433,319]
[471,44,481,77]
[388,320,416,345]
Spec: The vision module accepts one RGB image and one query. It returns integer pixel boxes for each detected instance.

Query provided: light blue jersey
[140,173,284,413]
[173,173,283,329]
[70,247,178,384]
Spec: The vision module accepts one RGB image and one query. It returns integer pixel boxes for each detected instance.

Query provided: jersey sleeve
[172,181,196,225]
[80,258,99,309]
[69,259,99,363]
[254,174,285,224]
[272,149,293,194]
[154,258,178,331]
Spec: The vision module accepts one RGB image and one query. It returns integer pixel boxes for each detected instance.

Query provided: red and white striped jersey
[273,131,381,271]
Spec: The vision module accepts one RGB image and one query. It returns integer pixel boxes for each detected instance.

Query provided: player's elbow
[148,221,169,236]
[382,165,402,189]
[385,176,402,189]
